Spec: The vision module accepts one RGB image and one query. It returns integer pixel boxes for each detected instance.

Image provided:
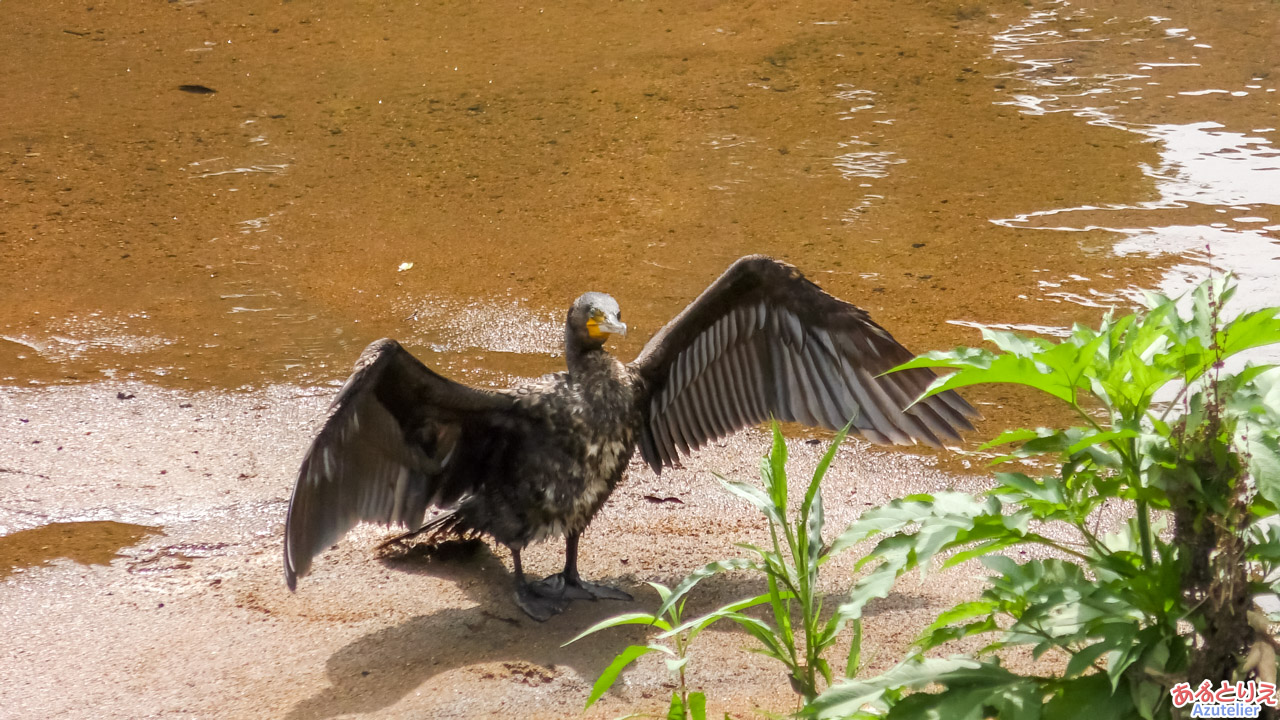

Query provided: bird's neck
[565,337,613,380]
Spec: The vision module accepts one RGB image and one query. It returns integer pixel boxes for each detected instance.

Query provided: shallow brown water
[0,521,162,578]
[1,0,1278,717]
[6,0,1274,394]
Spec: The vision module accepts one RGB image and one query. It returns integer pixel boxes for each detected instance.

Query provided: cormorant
[283,255,977,620]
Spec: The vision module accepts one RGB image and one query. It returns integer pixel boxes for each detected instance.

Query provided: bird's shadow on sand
[285,541,642,719]
[284,540,929,720]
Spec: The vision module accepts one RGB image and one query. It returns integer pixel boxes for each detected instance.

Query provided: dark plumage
[283,256,978,620]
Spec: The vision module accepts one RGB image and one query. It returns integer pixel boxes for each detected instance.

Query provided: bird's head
[567,292,627,350]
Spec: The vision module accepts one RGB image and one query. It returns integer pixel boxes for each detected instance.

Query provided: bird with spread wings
[283,255,977,620]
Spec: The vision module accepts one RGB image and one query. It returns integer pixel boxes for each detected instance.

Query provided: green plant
[569,421,863,716]
[804,276,1280,718]
[565,579,721,719]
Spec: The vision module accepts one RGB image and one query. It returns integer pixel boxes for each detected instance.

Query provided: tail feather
[375,509,476,550]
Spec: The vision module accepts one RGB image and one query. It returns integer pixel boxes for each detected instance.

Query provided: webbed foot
[531,572,633,602]
[574,579,633,601]
[515,583,569,622]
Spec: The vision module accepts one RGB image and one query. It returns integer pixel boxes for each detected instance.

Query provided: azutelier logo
[1170,681,1278,718]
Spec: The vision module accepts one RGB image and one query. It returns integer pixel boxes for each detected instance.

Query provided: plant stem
[672,631,686,717]
[768,522,802,678]
[795,529,817,701]
[1025,533,1095,563]
[1123,431,1155,568]
[1136,498,1154,568]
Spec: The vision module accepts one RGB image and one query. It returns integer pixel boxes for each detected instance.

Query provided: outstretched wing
[283,339,519,589]
[629,255,978,471]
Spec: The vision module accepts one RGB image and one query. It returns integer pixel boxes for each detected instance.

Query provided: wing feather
[744,337,769,420]
[283,339,518,589]
[703,342,736,437]
[720,345,751,429]
[793,343,832,427]
[668,397,695,455]
[719,347,747,428]
[801,350,842,429]
[655,413,679,464]
[629,256,978,472]
[680,378,709,447]
[768,337,793,420]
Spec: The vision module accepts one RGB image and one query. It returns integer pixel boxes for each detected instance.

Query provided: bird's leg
[532,532,632,602]
[511,546,568,622]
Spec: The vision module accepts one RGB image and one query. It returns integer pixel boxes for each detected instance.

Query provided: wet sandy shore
[0,383,994,719]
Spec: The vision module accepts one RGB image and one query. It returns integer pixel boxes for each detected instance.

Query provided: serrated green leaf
[661,591,792,640]
[767,421,789,512]
[565,612,670,646]
[689,691,707,720]
[993,472,1066,505]
[802,656,984,718]
[980,327,1054,358]
[655,558,755,620]
[917,616,1000,652]
[1042,674,1135,720]
[719,477,783,525]
[1219,307,1280,364]
[896,350,1079,405]
[978,427,1045,452]
[584,645,655,709]
[806,481,825,568]
[846,618,863,678]
[1131,677,1163,720]
[1067,429,1140,456]
[922,601,997,636]
[1064,625,1136,678]
[667,691,685,720]
[943,537,1024,570]
[1247,429,1280,507]
[802,421,846,569]
[835,568,898,622]
[648,581,673,606]
[726,612,789,662]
